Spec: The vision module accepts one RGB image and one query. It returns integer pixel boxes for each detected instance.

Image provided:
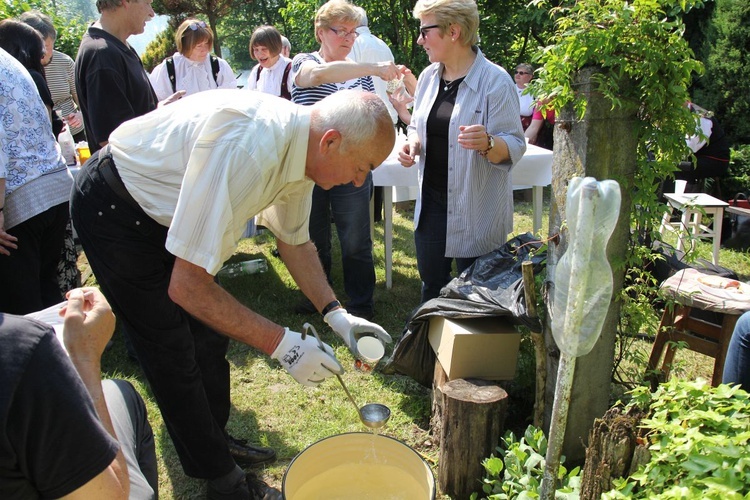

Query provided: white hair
[313,90,392,152]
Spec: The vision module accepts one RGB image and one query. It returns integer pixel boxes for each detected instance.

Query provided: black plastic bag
[383,233,546,386]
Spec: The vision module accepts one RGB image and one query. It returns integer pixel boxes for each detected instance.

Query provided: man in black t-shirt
[0,288,157,499]
[74,0,182,154]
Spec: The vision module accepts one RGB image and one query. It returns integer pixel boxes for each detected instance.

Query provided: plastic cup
[354,336,385,373]
[674,179,687,194]
[77,146,91,164]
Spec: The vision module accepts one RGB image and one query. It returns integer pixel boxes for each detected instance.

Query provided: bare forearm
[525,120,542,144]
[277,239,337,312]
[69,358,130,497]
[296,60,381,88]
[486,135,511,164]
[168,258,284,355]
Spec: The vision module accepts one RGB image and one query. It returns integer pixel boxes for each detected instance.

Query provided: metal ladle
[303,323,392,429]
[333,372,391,429]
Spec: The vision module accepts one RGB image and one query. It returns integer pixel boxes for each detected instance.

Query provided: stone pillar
[543,67,638,463]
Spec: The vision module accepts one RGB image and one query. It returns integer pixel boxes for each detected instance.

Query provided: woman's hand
[397,65,418,96]
[398,138,420,167]
[65,110,84,129]
[373,61,401,83]
[457,124,489,152]
[0,211,18,256]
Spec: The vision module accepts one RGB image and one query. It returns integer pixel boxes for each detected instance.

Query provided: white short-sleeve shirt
[108,89,313,274]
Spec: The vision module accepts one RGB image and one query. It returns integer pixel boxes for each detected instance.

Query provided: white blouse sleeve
[149,60,174,102]
[216,58,237,89]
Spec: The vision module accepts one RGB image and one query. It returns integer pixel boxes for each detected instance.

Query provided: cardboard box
[428,316,521,381]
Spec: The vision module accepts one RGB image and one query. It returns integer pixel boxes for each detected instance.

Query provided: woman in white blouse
[150,19,237,101]
[246,25,293,99]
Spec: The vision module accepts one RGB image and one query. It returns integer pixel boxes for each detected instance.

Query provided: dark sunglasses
[419,24,440,38]
[515,71,531,75]
[188,21,207,31]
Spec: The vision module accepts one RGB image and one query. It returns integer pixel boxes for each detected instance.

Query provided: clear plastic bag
[551,177,621,358]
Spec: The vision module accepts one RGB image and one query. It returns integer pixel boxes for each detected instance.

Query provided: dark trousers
[70,153,236,480]
[309,173,375,312]
[0,202,68,314]
[415,185,477,303]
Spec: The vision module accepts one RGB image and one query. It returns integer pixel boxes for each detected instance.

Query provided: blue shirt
[408,48,526,257]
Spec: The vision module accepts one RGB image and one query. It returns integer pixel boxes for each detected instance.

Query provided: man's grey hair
[18,10,56,41]
[313,90,393,153]
[96,0,125,13]
[354,6,368,26]
[281,35,291,53]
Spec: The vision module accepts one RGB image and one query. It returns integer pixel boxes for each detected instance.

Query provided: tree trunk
[544,67,639,463]
[433,378,509,499]
[580,406,650,499]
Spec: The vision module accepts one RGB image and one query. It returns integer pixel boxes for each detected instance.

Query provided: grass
[91,190,749,499]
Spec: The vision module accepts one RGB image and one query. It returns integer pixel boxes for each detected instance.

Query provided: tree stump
[580,405,650,500]
[433,376,509,499]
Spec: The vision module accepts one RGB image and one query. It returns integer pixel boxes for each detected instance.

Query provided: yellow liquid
[289,462,430,499]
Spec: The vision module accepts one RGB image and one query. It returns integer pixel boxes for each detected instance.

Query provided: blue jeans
[309,173,374,313]
[723,311,750,391]
[415,185,477,303]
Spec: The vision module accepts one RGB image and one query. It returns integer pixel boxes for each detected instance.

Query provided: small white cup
[674,179,687,194]
[355,336,385,373]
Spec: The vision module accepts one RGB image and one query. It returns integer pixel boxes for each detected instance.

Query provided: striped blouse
[45,50,84,136]
[408,48,526,257]
[290,52,375,106]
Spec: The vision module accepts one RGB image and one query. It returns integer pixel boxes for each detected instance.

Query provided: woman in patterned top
[0,45,73,314]
[397,0,526,303]
[290,0,403,319]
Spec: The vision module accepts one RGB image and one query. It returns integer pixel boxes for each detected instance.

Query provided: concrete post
[543,67,639,463]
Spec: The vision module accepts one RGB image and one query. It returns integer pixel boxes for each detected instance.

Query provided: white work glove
[271,328,344,387]
[323,308,392,357]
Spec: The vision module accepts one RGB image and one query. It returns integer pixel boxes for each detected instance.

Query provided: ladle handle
[335,373,361,414]
[303,323,362,415]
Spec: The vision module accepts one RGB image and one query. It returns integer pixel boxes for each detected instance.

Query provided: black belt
[97,144,141,211]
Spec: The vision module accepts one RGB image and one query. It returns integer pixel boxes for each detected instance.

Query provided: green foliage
[142,25,175,72]
[723,144,750,197]
[605,379,750,499]
[470,425,581,499]
[692,0,750,145]
[1,0,89,59]
[527,0,714,388]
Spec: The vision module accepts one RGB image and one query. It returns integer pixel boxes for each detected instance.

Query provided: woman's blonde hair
[175,18,213,56]
[314,0,363,44]
[413,0,479,47]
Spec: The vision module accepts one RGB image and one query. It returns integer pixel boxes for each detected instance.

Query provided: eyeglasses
[188,21,207,31]
[419,24,440,38]
[515,71,531,75]
[328,27,359,39]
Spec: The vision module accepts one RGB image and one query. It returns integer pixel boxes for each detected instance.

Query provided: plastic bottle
[58,127,77,166]
[216,258,268,279]
[551,177,621,358]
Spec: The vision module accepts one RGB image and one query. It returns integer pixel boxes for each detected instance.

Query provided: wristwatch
[479,133,494,157]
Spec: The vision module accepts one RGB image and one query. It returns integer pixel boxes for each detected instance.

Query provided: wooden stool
[647,269,750,388]
[659,192,729,265]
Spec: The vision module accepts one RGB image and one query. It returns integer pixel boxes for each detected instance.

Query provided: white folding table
[372,141,553,288]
